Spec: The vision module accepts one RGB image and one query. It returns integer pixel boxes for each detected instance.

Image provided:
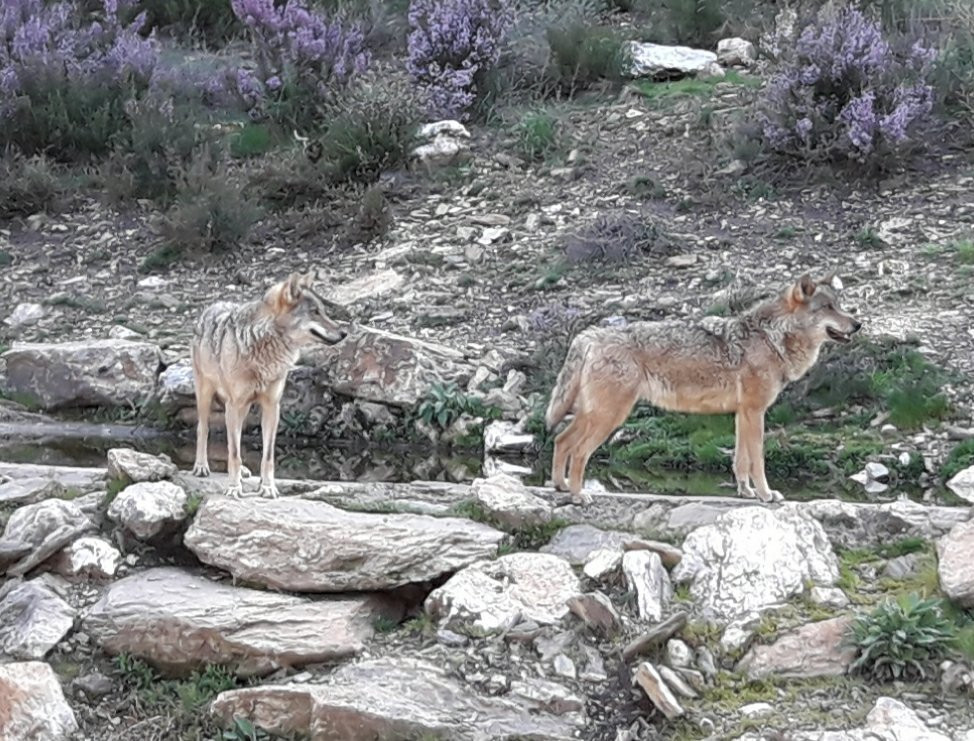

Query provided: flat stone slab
[83,567,402,676]
[211,656,577,740]
[183,496,504,592]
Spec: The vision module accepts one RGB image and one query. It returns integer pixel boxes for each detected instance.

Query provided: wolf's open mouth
[826,327,852,343]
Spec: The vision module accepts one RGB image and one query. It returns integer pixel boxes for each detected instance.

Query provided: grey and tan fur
[191,272,347,498]
[546,273,862,505]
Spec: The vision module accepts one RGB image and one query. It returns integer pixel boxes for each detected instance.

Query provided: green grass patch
[942,439,974,481]
[634,70,760,103]
[515,110,561,162]
[229,123,275,159]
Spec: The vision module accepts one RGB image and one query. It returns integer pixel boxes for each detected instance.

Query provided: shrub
[516,109,561,160]
[935,0,974,122]
[104,95,217,204]
[135,0,241,44]
[562,211,669,264]
[406,0,514,119]
[849,593,957,681]
[545,19,628,95]
[229,0,370,130]
[0,151,61,219]
[315,77,422,184]
[0,0,159,160]
[152,154,259,267]
[340,184,393,247]
[758,6,938,169]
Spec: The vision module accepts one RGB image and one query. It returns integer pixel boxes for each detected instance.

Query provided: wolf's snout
[851,319,862,333]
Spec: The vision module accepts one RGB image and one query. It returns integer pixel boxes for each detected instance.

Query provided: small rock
[809,586,850,608]
[542,524,629,566]
[106,449,177,483]
[627,42,720,79]
[937,520,974,607]
[427,552,581,634]
[658,665,697,699]
[0,580,77,660]
[884,553,920,580]
[666,639,693,668]
[0,661,78,739]
[566,592,623,637]
[552,653,576,680]
[483,420,535,454]
[716,37,757,66]
[470,473,552,530]
[436,628,468,647]
[736,616,856,680]
[665,253,698,268]
[622,550,673,622]
[106,481,187,539]
[946,465,974,504]
[508,678,585,715]
[4,303,45,329]
[0,478,66,506]
[0,499,94,577]
[583,548,622,581]
[411,120,471,167]
[720,613,761,654]
[739,702,774,718]
[477,227,509,246]
[623,538,683,569]
[696,646,718,678]
[633,662,684,720]
[73,672,114,699]
[622,611,688,662]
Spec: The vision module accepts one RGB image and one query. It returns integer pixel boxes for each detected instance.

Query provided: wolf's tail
[545,336,588,430]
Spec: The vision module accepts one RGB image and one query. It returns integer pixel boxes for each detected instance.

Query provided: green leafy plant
[516,110,561,161]
[848,593,957,681]
[222,716,272,741]
[416,382,497,430]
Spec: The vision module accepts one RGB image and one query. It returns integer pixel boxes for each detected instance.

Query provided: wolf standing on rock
[190,272,348,499]
[546,273,862,504]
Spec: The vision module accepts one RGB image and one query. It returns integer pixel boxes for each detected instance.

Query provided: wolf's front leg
[746,410,784,503]
[192,376,215,478]
[733,410,757,499]
[223,400,246,499]
[256,387,283,499]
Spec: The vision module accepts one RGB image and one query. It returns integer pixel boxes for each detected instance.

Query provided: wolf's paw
[571,490,593,506]
[758,489,784,503]
[258,484,279,499]
[224,485,243,499]
[240,466,253,479]
[737,482,758,499]
[191,462,210,478]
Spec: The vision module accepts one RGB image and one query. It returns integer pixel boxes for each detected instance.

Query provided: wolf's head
[263,272,348,345]
[781,272,861,344]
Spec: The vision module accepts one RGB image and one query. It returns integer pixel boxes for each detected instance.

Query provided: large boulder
[107,481,187,539]
[1,340,163,410]
[83,568,402,676]
[622,551,672,622]
[803,499,969,550]
[736,616,855,680]
[0,499,94,577]
[673,504,838,623]
[304,326,473,408]
[53,536,120,580]
[937,519,974,607]
[0,580,76,660]
[184,496,503,592]
[0,661,78,740]
[426,553,582,634]
[627,42,723,79]
[210,656,577,740]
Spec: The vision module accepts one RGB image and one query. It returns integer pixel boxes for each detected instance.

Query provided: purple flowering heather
[229,0,369,126]
[0,0,159,154]
[759,6,937,165]
[407,0,514,120]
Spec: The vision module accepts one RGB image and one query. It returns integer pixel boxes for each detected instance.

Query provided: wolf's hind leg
[566,384,638,505]
[733,410,756,499]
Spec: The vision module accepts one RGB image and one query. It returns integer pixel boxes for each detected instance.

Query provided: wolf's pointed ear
[791,273,816,303]
[282,272,305,304]
[819,269,836,285]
